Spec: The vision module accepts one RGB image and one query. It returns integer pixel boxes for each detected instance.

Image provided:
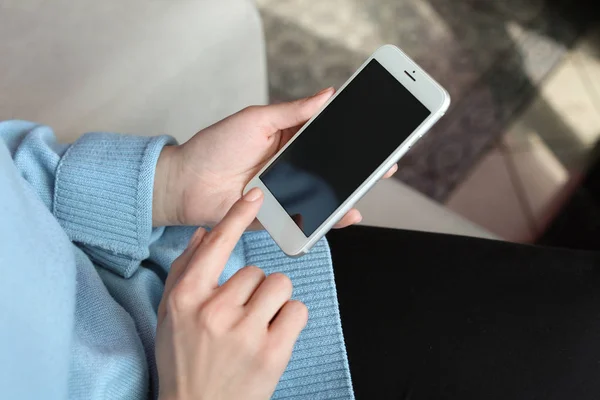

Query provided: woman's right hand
[155,188,308,400]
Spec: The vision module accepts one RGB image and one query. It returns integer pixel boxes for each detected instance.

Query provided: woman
[0,88,370,399]
[2,87,600,400]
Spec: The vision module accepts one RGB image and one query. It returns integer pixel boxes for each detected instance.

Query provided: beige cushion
[0,0,267,143]
[0,0,493,239]
[359,178,497,239]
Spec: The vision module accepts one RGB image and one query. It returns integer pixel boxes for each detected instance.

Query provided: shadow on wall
[258,0,597,201]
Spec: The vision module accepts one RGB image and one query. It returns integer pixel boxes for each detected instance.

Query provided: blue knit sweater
[0,121,353,400]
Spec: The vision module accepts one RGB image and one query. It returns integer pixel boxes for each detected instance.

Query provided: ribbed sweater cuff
[54,133,175,278]
[243,231,355,399]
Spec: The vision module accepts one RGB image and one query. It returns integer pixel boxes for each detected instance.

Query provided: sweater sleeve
[0,120,176,278]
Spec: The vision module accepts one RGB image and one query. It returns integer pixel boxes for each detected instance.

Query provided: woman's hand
[153,88,398,228]
[156,188,307,400]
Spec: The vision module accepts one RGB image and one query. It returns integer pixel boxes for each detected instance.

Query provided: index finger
[181,188,264,295]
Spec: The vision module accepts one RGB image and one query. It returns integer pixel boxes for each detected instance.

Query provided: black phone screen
[260,59,431,236]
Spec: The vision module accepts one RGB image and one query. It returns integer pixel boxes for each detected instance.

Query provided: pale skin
[152,87,397,228]
[153,88,398,399]
[156,189,306,400]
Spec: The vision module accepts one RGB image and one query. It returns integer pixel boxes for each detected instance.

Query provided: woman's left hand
[153,87,398,228]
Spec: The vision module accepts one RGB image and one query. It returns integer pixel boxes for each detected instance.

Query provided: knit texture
[54,132,173,278]
[243,232,354,399]
[0,121,354,399]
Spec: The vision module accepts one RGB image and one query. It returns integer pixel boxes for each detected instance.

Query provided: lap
[327,226,600,400]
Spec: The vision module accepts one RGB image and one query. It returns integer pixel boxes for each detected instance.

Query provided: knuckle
[243,105,260,113]
[167,283,194,313]
[203,229,227,248]
[288,300,309,325]
[242,105,262,118]
[198,302,228,335]
[297,97,312,107]
[241,265,265,279]
[267,273,293,296]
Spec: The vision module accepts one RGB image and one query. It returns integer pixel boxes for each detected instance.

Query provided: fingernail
[313,87,333,97]
[244,187,263,202]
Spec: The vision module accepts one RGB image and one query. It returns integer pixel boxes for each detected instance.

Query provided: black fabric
[327,226,600,400]
[538,147,600,251]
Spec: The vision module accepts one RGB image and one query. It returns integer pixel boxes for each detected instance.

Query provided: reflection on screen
[260,59,431,236]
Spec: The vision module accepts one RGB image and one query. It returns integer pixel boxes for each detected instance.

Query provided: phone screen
[260,59,431,236]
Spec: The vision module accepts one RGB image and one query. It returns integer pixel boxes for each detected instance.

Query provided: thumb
[263,87,335,132]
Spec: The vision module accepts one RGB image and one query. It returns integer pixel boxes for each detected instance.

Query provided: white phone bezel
[244,44,451,256]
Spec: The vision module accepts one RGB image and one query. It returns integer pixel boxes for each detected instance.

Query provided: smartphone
[244,44,450,256]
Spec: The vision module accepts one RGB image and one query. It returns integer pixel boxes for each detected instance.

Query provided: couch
[0,0,494,240]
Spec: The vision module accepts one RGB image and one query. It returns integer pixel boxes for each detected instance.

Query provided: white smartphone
[244,44,450,256]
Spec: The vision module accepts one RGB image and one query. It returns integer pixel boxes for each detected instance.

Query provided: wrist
[153,145,184,227]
